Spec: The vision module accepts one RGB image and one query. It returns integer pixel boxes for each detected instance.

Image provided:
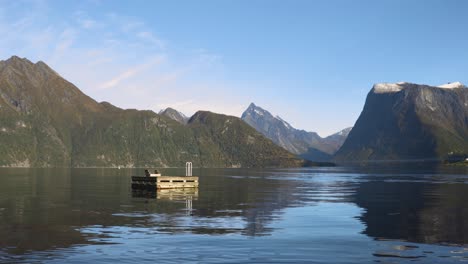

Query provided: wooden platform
[131,176,199,189]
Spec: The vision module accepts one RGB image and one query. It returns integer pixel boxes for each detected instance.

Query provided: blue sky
[0,0,467,136]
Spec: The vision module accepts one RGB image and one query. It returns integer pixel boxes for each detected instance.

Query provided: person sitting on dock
[145,169,150,177]
[154,169,159,174]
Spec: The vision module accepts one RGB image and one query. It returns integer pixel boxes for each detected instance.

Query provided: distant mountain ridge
[159,107,188,124]
[0,56,304,168]
[334,82,468,161]
[241,103,351,161]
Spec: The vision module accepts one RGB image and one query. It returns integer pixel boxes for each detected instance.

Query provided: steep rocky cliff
[334,82,468,161]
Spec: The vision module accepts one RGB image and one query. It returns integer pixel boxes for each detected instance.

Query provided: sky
[0,0,467,136]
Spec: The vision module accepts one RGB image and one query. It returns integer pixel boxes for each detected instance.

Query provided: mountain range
[0,56,303,168]
[1,56,466,167]
[334,82,468,161]
[241,103,351,161]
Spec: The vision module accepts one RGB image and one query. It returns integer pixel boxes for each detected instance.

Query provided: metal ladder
[185,162,192,176]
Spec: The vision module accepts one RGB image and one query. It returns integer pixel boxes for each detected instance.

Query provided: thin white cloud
[58,28,76,50]
[193,48,222,66]
[80,19,96,29]
[74,10,101,30]
[120,20,144,33]
[99,55,166,89]
[88,57,114,66]
[51,28,78,61]
[11,16,34,31]
[148,71,180,89]
[137,31,165,49]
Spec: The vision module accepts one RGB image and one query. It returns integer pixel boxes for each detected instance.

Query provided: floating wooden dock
[131,162,198,190]
[131,176,199,189]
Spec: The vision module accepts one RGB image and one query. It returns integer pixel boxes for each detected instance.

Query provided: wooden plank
[155,176,198,182]
[131,176,199,189]
[157,182,199,189]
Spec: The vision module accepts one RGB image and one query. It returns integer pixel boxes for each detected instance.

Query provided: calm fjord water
[0,166,467,263]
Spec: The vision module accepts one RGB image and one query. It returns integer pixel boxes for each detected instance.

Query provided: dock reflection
[156,188,198,201]
[131,188,198,201]
[132,188,198,214]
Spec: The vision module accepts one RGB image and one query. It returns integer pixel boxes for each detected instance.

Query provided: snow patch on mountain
[373,82,407,93]
[437,82,465,89]
[275,115,292,129]
[254,108,264,116]
[374,81,466,94]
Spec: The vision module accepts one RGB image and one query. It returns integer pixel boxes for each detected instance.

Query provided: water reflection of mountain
[0,168,302,255]
[0,169,88,256]
[195,170,301,236]
[354,179,468,245]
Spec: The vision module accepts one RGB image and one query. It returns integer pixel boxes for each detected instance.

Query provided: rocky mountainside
[334,82,468,161]
[323,127,352,152]
[159,107,188,124]
[241,103,351,161]
[0,56,304,168]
